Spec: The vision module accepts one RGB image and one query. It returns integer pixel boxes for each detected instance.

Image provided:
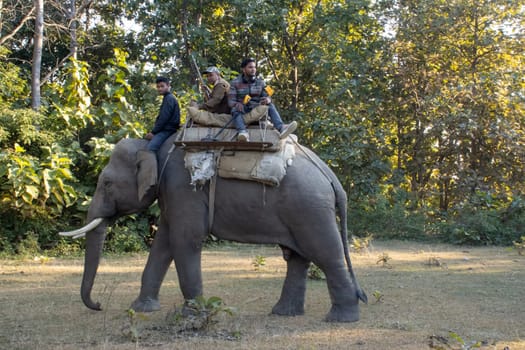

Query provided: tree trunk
[0,0,4,35]
[68,0,77,58]
[31,0,43,110]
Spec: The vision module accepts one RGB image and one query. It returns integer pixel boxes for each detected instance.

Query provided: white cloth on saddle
[183,135,297,187]
[184,151,217,187]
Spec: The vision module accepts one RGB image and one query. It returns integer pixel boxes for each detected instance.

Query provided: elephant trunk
[80,220,108,311]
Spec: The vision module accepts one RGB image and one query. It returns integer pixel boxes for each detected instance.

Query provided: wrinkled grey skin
[79,133,366,322]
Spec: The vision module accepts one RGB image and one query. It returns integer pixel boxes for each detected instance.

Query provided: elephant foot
[130,297,161,312]
[325,303,359,323]
[271,299,305,316]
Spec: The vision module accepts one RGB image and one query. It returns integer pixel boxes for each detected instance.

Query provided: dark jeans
[147,130,174,152]
[233,103,284,132]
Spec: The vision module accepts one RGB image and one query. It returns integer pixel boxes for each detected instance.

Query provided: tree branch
[0,6,35,46]
[40,52,74,86]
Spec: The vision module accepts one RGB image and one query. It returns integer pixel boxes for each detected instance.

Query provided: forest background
[1,0,524,255]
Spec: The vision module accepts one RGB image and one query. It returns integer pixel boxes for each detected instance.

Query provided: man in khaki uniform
[197,66,231,114]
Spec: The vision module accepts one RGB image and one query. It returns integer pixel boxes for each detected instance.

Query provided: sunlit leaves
[49,58,94,131]
[0,143,77,217]
[380,0,525,213]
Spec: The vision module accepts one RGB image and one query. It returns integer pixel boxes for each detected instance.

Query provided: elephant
[60,132,367,322]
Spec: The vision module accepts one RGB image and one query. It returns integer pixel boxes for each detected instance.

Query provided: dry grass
[0,241,524,350]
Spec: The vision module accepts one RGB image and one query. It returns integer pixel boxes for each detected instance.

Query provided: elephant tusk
[59,218,104,239]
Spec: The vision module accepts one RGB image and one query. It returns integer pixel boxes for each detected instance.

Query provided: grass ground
[0,240,523,350]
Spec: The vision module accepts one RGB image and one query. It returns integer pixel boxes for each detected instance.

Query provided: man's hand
[233,102,244,112]
[260,97,271,105]
[200,84,211,97]
[145,132,154,140]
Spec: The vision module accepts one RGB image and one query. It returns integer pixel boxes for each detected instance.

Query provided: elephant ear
[136,150,158,202]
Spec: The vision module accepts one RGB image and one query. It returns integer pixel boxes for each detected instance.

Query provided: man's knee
[147,132,171,152]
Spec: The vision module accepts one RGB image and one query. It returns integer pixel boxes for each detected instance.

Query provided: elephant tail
[331,180,368,304]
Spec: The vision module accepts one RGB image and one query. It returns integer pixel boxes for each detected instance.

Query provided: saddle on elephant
[178,105,281,151]
[176,105,297,187]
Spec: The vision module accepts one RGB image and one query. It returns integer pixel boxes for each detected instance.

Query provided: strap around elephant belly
[207,149,222,234]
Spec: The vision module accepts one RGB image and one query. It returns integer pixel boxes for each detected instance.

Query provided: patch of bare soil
[0,241,523,349]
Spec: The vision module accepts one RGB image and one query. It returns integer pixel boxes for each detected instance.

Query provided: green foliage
[351,234,373,253]
[85,137,115,176]
[47,58,94,133]
[0,46,27,106]
[168,296,236,332]
[0,208,76,254]
[0,107,55,152]
[307,263,325,280]
[430,195,525,245]
[47,238,82,257]
[376,252,392,268]
[251,255,266,271]
[513,236,525,256]
[448,331,482,350]
[372,290,384,304]
[0,47,153,254]
[123,309,150,343]
[15,232,41,258]
[125,309,141,342]
[104,215,151,253]
[94,49,135,138]
[0,143,78,217]
[349,193,426,240]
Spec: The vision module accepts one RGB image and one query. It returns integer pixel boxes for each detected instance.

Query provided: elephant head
[60,138,157,310]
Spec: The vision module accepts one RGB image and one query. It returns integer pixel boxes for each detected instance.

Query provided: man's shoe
[279,121,298,139]
[237,130,250,142]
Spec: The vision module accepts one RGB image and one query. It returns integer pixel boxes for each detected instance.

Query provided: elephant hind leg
[272,252,310,316]
[323,265,360,322]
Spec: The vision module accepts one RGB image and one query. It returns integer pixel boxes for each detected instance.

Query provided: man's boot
[136,150,158,202]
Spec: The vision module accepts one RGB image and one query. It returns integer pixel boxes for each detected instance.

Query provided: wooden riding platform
[175,124,280,152]
[174,139,274,151]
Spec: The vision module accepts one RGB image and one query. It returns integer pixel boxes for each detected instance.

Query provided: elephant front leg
[272,252,310,316]
[173,238,204,301]
[131,220,173,312]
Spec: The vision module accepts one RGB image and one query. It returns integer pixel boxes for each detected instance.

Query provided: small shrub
[307,263,325,280]
[252,255,266,271]
[0,235,15,256]
[348,193,425,240]
[434,208,520,246]
[376,252,392,268]
[372,290,384,303]
[351,235,373,253]
[16,232,41,258]
[167,296,235,332]
[105,229,145,253]
[425,256,447,269]
[48,239,82,257]
[429,331,484,349]
[105,215,150,253]
[122,309,149,343]
[513,236,525,256]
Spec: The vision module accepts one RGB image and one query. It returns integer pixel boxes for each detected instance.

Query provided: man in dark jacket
[228,58,297,142]
[145,76,180,152]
